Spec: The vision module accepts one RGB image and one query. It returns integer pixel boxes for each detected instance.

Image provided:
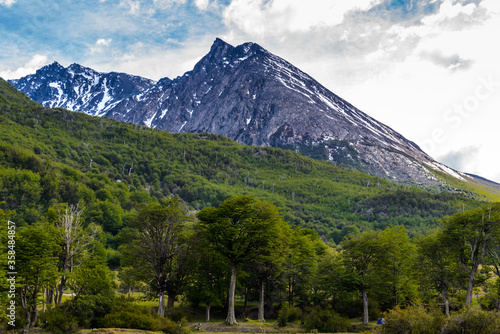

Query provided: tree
[197,195,287,325]
[440,204,500,305]
[247,201,290,321]
[482,204,500,310]
[185,238,229,322]
[0,207,13,324]
[68,259,114,301]
[121,196,189,317]
[50,204,97,305]
[282,228,326,309]
[341,229,392,325]
[377,226,417,309]
[416,230,464,317]
[16,222,59,333]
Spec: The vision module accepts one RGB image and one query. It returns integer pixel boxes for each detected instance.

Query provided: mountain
[8,38,498,191]
[9,62,155,116]
[0,77,485,235]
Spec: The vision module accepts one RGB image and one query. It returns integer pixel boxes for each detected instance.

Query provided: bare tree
[54,204,96,304]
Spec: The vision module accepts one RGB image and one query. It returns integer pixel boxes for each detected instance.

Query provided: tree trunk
[226,262,238,325]
[46,288,54,305]
[57,275,67,305]
[22,307,31,334]
[258,280,265,322]
[497,283,500,311]
[167,292,175,309]
[442,287,450,318]
[29,308,38,332]
[465,266,477,305]
[21,295,38,334]
[206,302,211,322]
[158,291,165,317]
[42,289,46,312]
[362,289,369,326]
[243,285,248,316]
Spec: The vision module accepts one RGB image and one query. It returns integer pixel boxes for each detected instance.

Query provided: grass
[71,317,376,334]
[79,330,163,334]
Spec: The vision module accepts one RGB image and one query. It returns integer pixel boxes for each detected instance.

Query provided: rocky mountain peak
[9,38,477,188]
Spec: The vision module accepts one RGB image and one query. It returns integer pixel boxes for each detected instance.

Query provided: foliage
[370,305,500,334]
[277,301,302,326]
[442,306,500,334]
[40,307,79,334]
[440,203,500,305]
[16,222,60,331]
[101,306,181,333]
[0,78,483,242]
[303,306,351,333]
[120,196,190,316]
[373,304,445,334]
[197,195,289,324]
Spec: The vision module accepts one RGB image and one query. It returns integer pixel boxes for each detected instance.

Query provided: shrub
[166,308,190,322]
[99,297,183,333]
[288,304,302,322]
[442,306,500,334]
[375,304,444,334]
[40,307,79,334]
[304,306,351,333]
[278,302,302,326]
[277,302,290,327]
[101,310,179,332]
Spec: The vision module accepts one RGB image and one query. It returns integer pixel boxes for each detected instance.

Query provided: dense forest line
[3,196,500,334]
[2,78,500,333]
[0,78,485,238]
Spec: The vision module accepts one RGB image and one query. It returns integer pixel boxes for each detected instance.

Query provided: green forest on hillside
[0,79,483,239]
[3,78,500,334]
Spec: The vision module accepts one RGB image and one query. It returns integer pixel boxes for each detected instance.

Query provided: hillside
[0,77,486,242]
[11,39,500,194]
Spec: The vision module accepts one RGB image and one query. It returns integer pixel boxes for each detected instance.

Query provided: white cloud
[0,0,16,7]
[91,38,113,54]
[120,0,141,14]
[222,0,381,38]
[194,0,209,11]
[153,0,187,9]
[86,37,214,81]
[96,38,112,46]
[0,54,49,80]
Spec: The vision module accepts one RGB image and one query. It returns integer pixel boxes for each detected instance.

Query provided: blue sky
[1,0,500,182]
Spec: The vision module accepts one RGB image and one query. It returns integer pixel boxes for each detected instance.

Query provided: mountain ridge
[7,38,496,192]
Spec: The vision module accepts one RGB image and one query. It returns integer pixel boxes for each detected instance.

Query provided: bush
[304,306,351,333]
[375,304,444,334]
[100,297,182,333]
[40,307,79,334]
[277,302,302,327]
[277,302,289,327]
[442,306,500,334]
[102,310,179,332]
[166,308,190,322]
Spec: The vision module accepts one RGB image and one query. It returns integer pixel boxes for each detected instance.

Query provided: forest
[2,77,500,334]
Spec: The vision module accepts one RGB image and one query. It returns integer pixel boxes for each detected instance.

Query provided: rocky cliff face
[10,38,472,187]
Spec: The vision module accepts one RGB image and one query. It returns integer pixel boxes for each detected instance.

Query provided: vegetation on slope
[0,77,483,241]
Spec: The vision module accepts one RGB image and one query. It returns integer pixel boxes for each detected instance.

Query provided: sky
[1,0,499,182]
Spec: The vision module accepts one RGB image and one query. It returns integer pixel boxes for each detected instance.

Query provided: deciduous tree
[122,196,189,317]
[16,222,59,334]
[441,204,500,305]
[197,195,287,325]
[341,229,391,325]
